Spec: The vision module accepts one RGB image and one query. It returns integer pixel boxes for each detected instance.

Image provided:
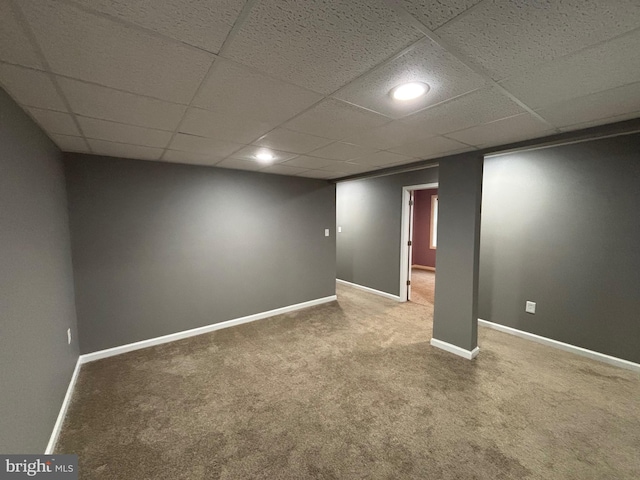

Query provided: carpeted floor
[57,283,640,479]
[409,268,435,307]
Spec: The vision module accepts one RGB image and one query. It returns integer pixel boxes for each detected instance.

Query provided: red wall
[411,188,437,268]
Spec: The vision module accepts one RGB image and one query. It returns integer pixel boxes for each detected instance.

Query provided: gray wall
[0,89,79,452]
[432,154,483,352]
[479,133,640,363]
[336,168,438,296]
[65,155,336,354]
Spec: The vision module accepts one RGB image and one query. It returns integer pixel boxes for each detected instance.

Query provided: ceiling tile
[20,0,214,103]
[401,87,526,135]
[162,150,225,166]
[72,0,245,53]
[50,134,89,152]
[224,0,422,94]
[446,113,551,148]
[559,111,640,133]
[296,170,336,179]
[57,77,186,131]
[215,158,263,172]
[388,135,471,158]
[352,150,415,167]
[281,156,340,169]
[179,107,274,145]
[334,38,486,118]
[229,146,297,163]
[500,29,640,110]
[27,107,80,136]
[253,128,334,155]
[168,133,244,157]
[192,57,322,124]
[400,0,484,30]
[308,142,379,161]
[320,162,373,174]
[77,117,172,148]
[0,64,67,111]
[436,0,640,80]
[87,139,164,160]
[0,1,43,68]
[341,121,433,150]
[536,82,640,129]
[259,164,310,176]
[284,99,390,141]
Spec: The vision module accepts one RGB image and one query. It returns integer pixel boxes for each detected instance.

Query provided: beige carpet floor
[409,268,435,307]
[57,284,640,479]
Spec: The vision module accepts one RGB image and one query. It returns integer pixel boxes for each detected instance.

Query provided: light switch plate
[325,228,330,237]
[338,226,342,233]
[525,301,536,314]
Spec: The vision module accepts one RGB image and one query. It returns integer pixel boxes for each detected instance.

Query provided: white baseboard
[80,295,337,364]
[478,319,640,373]
[430,338,480,360]
[336,279,403,301]
[45,358,81,454]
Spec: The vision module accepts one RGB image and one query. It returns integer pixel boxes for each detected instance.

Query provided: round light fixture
[390,82,429,101]
[255,151,274,163]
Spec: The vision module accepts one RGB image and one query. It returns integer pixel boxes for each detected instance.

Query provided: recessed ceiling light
[255,151,274,163]
[390,82,429,101]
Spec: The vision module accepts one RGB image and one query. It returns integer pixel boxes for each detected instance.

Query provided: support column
[431,153,483,359]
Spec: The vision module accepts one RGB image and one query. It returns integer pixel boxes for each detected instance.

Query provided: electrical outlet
[338,226,342,233]
[525,301,536,314]
[325,228,330,237]
[67,328,71,345]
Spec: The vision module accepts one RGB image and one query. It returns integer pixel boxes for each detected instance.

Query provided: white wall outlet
[338,226,342,233]
[325,228,330,237]
[525,301,536,314]
[67,328,72,344]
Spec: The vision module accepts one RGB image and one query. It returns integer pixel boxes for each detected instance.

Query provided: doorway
[400,183,438,305]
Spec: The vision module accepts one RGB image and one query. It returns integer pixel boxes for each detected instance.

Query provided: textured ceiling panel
[437,0,640,80]
[500,30,640,110]
[334,38,486,118]
[284,99,390,140]
[215,158,264,171]
[179,107,274,145]
[400,0,484,30]
[308,142,378,161]
[87,139,164,160]
[50,134,89,152]
[27,107,80,136]
[19,0,214,103]
[351,150,415,167]
[253,128,334,155]
[78,117,173,148]
[224,0,422,94]
[192,58,322,125]
[0,0,43,68]
[162,150,225,166]
[294,169,336,179]
[0,64,67,111]
[341,121,433,151]
[72,0,245,53]
[259,164,310,176]
[281,156,340,170]
[558,111,640,133]
[57,78,186,131]
[536,82,640,129]
[319,162,372,174]
[401,88,526,136]
[388,134,471,158]
[168,133,244,157]
[446,113,551,148]
[229,145,297,163]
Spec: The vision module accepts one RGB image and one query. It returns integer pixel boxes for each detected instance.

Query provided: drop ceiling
[1,0,639,179]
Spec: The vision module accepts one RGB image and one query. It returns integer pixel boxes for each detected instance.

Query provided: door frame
[400,182,439,301]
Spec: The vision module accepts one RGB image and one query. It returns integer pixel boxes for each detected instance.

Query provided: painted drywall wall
[411,188,437,268]
[432,154,483,353]
[336,168,438,296]
[479,133,640,363]
[65,154,336,354]
[0,88,79,453]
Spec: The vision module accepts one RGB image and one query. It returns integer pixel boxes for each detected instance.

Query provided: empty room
[1,0,639,478]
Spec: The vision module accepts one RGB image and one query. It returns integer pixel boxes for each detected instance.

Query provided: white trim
[45,358,81,454]
[430,338,480,360]
[478,319,640,373]
[336,279,402,301]
[80,296,337,364]
[400,183,438,301]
